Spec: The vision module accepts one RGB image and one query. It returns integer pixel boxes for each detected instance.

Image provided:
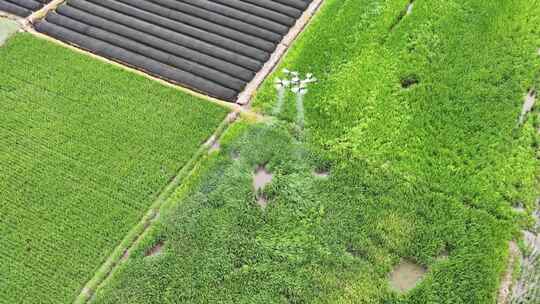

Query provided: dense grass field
[0,34,228,303]
[91,0,540,303]
[254,0,540,217]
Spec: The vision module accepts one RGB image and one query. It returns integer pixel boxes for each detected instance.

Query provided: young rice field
[0,34,228,303]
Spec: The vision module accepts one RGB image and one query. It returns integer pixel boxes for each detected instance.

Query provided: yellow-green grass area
[0,34,228,304]
[91,0,540,303]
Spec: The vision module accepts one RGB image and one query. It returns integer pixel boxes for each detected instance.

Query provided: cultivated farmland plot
[34,0,315,101]
[0,34,228,303]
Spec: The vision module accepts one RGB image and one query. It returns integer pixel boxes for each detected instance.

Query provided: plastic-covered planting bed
[0,0,51,17]
[36,0,313,102]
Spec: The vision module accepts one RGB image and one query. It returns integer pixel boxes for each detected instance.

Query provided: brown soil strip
[23,0,65,27]
[0,11,25,22]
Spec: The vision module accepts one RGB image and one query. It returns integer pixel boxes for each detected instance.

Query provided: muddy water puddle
[253,165,273,208]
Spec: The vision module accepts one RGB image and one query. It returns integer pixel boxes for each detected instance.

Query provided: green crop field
[91,0,540,303]
[0,34,228,304]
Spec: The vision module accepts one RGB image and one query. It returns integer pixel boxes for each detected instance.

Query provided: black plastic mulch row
[0,0,51,17]
[35,0,313,101]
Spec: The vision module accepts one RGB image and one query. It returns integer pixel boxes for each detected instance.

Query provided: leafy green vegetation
[91,0,540,302]
[0,34,228,304]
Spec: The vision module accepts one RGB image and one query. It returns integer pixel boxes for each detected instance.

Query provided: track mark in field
[518,89,537,125]
[390,0,415,31]
[437,249,450,260]
[231,150,240,161]
[145,240,165,257]
[509,200,540,303]
[346,243,367,259]
[389,259,426,293]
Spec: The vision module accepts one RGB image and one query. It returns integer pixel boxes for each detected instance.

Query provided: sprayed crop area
[0,34,228,304]
[89,0,540,303]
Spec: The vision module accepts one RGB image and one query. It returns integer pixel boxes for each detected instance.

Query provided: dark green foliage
[0,34,228,303]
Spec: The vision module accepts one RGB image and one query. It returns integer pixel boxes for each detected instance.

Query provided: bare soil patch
[313,168,330,178]
[498,241,519,304]
[389,260,427,293]
[513,202,526,213]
